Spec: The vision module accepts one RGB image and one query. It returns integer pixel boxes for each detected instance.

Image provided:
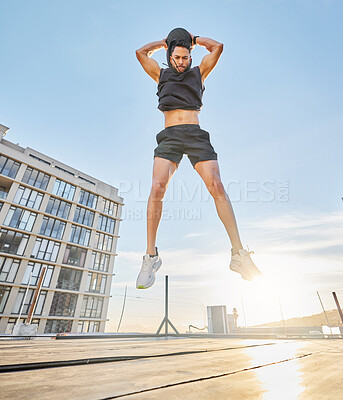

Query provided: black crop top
[157,66,205,112]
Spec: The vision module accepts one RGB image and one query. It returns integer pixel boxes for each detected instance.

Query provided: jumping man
[135,28,262,289]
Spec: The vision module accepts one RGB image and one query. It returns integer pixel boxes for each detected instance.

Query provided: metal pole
[317,291,332,335]
[17,270,33,324]
[279,297,287,336]
[165,275,168,335]
[117,285,128,332]
[241,299,247,334]
[332,292,343,325]
[156,275,179,335]
[26,267,46,324]
[278,296,287,336]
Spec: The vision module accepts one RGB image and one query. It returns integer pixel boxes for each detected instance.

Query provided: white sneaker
[230,248,263,281]
[136,251,162,289]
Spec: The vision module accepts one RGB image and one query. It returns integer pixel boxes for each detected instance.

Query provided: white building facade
[0,125,123,334]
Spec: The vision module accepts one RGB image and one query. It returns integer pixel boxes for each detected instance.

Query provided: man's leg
[146,157,178,255]
[136,157,178,289]
[194,160,243,254]
[194,160,262,280]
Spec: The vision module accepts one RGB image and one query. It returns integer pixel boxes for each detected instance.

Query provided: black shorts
[154,124,218,168]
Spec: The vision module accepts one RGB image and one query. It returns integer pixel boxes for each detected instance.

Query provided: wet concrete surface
[0,337,342,399]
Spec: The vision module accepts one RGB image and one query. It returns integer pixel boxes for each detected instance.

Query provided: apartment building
[0,124,123,334]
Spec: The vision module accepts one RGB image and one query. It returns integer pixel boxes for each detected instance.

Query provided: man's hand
[188,32,196,51]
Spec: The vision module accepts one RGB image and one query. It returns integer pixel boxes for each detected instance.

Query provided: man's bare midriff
[164,109,200,128]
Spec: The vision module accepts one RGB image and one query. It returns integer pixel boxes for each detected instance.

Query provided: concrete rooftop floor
[0,336,342,399]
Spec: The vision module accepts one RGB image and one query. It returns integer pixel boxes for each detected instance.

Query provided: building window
[6,318,39,334]
[13,186,44,210]
[79,189,98,209]
[31,238,60,262]
[95,232,113,252]
[63,245,87,267]
[86,272,107,294]
[97,214,116,234]
[80,295,103,318]
[29,154,51,165]
[0,229,29,255]
[22,167,50,190]
[90,251,110,272]
[54,165,74,176]
[49,292,78,317]
[22,263,54,287]
[39,216,66,240]
[78,176,95,185]
[0,155,21,179]
[45,196,71,219]
[57,267,82,291]
[0,257,20,283]
[0,201,3,210]
[52,179,75,201]
[0,285,11,313]
[69,225,90,246]
[12,288,47,315]
[78,320,100,333]
[44,319,73,333]
[102,199,118,217]
[0,188,7,200]
[73,206,95,227]
[4,206,37,232]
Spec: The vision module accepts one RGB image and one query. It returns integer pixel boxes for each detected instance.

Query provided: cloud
[109,209,343,329]
[114,246,232,295]
[116,250,143,262]
[184,233,205,238]
[247,210,343,230]
[304,270,343,288]
[111,280,132,288]
[244,210,343,259]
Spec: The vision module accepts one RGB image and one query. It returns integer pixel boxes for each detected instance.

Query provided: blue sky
[1,0,342,329]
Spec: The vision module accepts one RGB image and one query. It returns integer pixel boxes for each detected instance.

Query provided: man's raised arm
[136,39,167,83]
[193,36,224,81]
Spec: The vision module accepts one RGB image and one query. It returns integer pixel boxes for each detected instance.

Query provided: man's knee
[207,178,226,199]
[150,181,168,200]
